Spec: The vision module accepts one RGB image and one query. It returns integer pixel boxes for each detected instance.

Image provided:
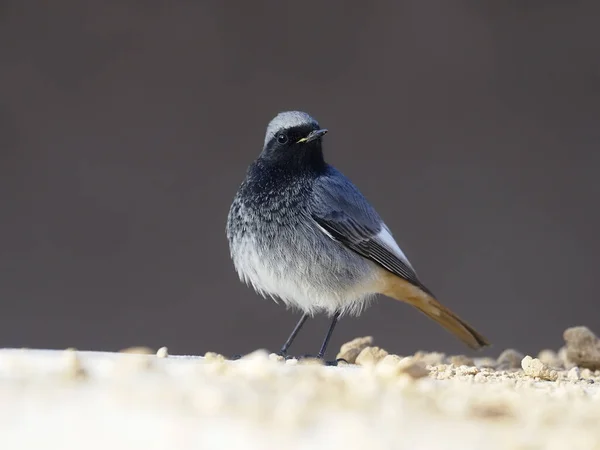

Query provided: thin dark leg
[317,311,341,359]
[279,313,309,356]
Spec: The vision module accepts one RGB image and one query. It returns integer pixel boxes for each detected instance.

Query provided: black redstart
[226,111,489,361]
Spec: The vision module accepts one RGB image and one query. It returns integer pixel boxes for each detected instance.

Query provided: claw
[325,358,348,366]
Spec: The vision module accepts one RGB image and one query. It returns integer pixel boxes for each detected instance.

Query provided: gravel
[2,326,600,449]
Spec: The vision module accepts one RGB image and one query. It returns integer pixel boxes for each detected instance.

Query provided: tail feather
[379,272,490,350]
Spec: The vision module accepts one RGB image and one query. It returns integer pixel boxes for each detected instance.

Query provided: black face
[260,124,326,174]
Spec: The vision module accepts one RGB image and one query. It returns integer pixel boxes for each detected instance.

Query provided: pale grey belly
[230,220,380,315]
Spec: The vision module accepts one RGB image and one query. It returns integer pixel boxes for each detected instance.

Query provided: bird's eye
[277,133,288,144]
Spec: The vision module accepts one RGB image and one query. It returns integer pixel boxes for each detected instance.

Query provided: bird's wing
[310,168,433,295]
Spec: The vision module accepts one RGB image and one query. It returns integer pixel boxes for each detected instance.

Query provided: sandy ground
[2,326,600,450]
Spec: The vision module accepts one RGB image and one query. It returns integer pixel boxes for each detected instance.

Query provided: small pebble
[567,367,581,382]
[564,326,600,371]
[477,357,498,369]
[205,352,227,362]
[448,355,474,367]
[377,355,429,379]
[355,346,389,366]
[240,349,270,362]
[538,349,561,368]
[336,336,374,364]
[496,349,525,370]
[521,356,558,381]
[269,353,285,362]
[413,351,446,366]
[61,348,86,380]
[456,365,480,376]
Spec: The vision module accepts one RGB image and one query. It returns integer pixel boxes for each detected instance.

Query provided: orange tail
[379,272,490,350]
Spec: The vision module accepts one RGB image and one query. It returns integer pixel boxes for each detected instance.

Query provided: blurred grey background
[1,1,599,358]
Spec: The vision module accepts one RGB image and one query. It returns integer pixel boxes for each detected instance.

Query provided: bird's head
[260,111,328,172]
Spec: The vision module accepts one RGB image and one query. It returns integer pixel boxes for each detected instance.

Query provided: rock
[558,346,575,369]
[537,349,561,368]
[563,326,600,370]
[205,351,227,362]
[336,336,374,364]
[477,357,499,369]
[521,356,558,381]
[61,348,87,380]
[268,353,285,362]
[447,355,475,367]
[375,355,429,379]
[413,351,446,366]
[455,365,480,376]
[239,350,268,362]
[355,346,389,366]
[567,367,581,382]
[496,349,525,370]
[396,360,429,379]
[236,350,272,378]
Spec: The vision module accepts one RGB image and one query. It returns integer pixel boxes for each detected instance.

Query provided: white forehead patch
[264,111,320,147]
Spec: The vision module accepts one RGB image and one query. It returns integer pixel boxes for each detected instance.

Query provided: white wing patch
[314,215,416,273]
[375,226,415,270]
[314,221,336,240]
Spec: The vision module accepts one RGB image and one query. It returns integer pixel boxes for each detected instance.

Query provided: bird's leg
[278,313,309,357]
[317,311,341,359]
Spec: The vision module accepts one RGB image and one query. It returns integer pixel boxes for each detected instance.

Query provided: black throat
[244,153,324,197]
[240,123,328,201]
[259,146,326,175]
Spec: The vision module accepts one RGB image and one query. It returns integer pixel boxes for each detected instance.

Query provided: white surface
[1,348,599,450]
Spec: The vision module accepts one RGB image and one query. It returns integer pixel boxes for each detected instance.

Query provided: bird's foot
[324,358,348,366]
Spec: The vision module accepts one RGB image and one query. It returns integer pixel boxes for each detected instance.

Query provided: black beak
[297,129,328,144]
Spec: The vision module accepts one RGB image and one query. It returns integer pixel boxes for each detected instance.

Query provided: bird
[226,111,489,361]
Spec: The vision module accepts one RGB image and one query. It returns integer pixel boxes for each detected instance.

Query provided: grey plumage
[226,111,489,354]
[227,112,389,316]
[227,164,382,316]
